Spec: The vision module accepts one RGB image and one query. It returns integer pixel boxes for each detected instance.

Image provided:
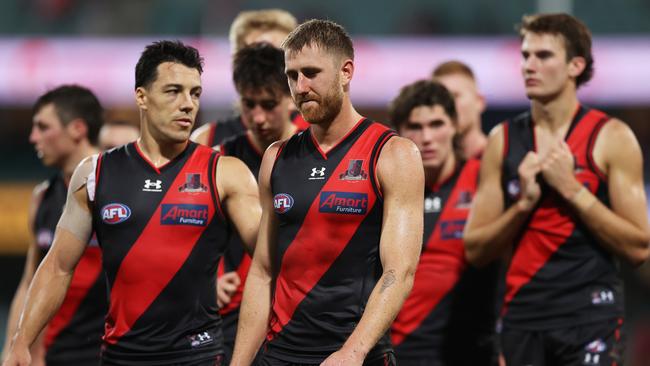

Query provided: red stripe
[309,118,367,160]
[95,152,104,189]
[269,123,385,337]
[391,160,479,346]
[211,154,226,221]
[219,254,252,315]
[291,112,310,131]
[45,246,102,349]
[104,147,215,344]
[370,132,396,199]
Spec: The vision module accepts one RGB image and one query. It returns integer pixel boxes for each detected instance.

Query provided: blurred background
[1,0,649,363]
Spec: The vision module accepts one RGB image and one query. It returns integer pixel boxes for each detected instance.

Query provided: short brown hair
[282,19,354,61]
[518,13,594,88]
[229,9,297,54]
[432,60,476,81]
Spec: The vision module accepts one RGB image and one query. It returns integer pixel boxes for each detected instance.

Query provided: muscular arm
[544,120,650,265]
[230,143,280,366]
[325,137,424,364]
[464,124,539,267]
[217,156,261,255]
[2,185,45,361]
[3,159,94,366]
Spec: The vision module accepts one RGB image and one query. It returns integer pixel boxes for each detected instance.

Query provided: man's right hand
[217,271,241,308]
[517,151,542,212]
[2,342,31,366]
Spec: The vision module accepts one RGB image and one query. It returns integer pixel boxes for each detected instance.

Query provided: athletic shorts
[501,318,624,366]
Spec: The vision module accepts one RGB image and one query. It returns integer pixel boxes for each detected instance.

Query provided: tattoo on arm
[380,270,396,293]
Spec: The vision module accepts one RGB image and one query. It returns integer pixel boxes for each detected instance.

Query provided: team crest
[178,173,207,193]
[339,159,368,181]
[455,191,473,209]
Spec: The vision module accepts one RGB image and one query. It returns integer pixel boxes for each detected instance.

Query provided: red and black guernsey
[206,111,310,147]
[391,160,499,362]
[501,105,623,330]
[92,142,230,365]
[216,132,263,357]
[266,118,396,363]
[34,174,106,365]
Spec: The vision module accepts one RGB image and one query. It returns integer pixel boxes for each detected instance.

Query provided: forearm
[569,188,650,265]
[230,265,272,366]
[10,259,73,349]
[2,281,29,356]
[341,268,415,359]
[465,202,532,267]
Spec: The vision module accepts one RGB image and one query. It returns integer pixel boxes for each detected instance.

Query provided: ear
[477,92,487,114]
[340,58,354,87]
[135,87,148,110]
[66,118,88,141]
[568,56,586,79]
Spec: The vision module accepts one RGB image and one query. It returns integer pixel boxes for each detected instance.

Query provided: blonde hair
[229,9,298,54]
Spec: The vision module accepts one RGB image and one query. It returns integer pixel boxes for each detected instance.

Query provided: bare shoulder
[217,156,252,177]
[190,123,212,145]
[70,155,98,192]
[594,117,642,169]
[378,136,420,164]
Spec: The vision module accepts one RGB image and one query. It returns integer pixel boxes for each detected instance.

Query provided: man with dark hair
[3,40,262,366]
[190,9,306,147]
[99,120,140,150]
[432,60,487,158]
[231,19,423,366]
[1,85,106,366]
[389,80,499,366]
[214,42,299,363]
[465,13,650,365]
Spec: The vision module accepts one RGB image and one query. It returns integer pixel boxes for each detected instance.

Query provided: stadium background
[0,0,648,362]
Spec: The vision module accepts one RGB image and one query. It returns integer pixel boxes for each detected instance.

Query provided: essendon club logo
[274,193,294,214]
[339,159,368,181]
[440,219,466,240]
[319,191,368,215]
[178,173,207,193]
[101,203,131,224]
[160,204,208,226]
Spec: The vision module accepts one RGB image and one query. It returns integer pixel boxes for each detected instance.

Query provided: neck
[310,97,363,152]
[62,140,98,184]
[424,153,456,188]
[530,86,580,132]
[462,126,487,158]
[249,122,297,152]
[136,132,188,168]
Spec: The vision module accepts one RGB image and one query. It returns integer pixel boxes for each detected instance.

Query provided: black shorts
[501,318,624,366]
[100,354,223,366]
[255,351,396,366]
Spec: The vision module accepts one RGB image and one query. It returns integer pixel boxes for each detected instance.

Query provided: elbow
[629,237,650,267]
[463,234,489,268]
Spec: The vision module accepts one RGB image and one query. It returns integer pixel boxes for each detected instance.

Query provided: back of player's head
[233,43,290,97]
[229,9,298,54]
[388,80,457,131]
[33,84,104,145]
[135,40,204,89]
[282,19,354,61]
[432,60,476,81]
[518,13,593,88]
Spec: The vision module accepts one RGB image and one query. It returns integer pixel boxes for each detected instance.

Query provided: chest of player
[502,110,609,209]
[272,150,378,227]
[422,162,478,258]
[93,145,219,244]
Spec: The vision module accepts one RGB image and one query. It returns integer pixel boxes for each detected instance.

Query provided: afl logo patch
[274,193,294,214]
[101,203,131,224]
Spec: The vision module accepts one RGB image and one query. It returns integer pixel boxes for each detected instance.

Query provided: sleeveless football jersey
[34,174,106,365]
[500,105,623,330]
[392,160,499,362]
[265,118,396,363]
[92,142,230,365]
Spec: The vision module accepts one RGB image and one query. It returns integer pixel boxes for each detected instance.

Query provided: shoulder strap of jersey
[369,126,398,200]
